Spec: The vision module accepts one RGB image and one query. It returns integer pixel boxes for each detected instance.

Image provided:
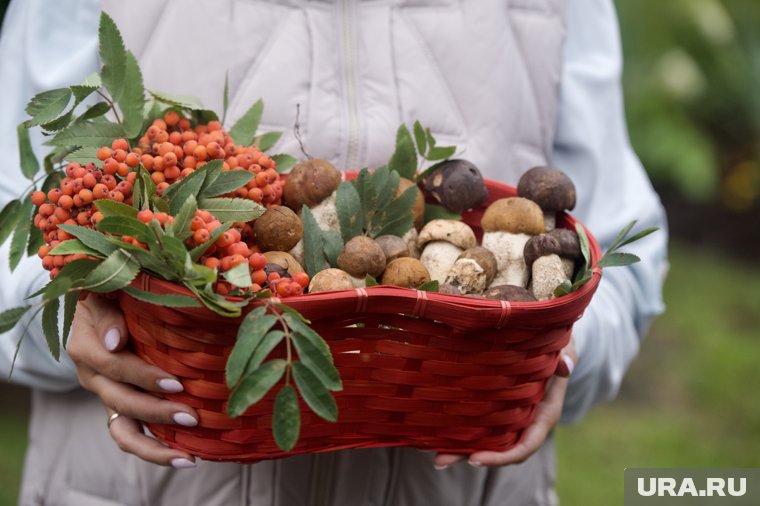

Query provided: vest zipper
[340,0,361,169]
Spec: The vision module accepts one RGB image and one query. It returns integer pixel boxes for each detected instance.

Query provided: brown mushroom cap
[337,236,387,278]
[483,285,537,302]
[283,159,342,211]
[380,257,431,288]
[308,268,354,293]
[548,228,581,259]
[263,251,305,275]
[457,246,498,286]
[480,197,545,235]
[423,159,488,213]
[396,177,425,230]
[375,234,410,262]
[417,219,477,249]
[253,206,304,252]
[523,234,561,270]
[517,166,576,212]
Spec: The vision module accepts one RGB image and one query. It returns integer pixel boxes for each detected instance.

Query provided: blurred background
[1,0,759,504]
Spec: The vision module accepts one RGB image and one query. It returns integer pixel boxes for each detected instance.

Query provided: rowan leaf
[199,170,253,198]
[222,72,229,125]
[226,307,275,388]
[228,99,263,146]
[335,181,363,242]
[413,120,427,156]
[148,90,206,110]
[97,216,154,246]
[70,72,102,103]
[244,330,285,376]
[0,306,32,334]
[423,203,461,224]
[227,359,287,417]
[122,286,200,308]
[65,146,101,166]
[99,12,127,102]
[321,230,343,267]
[0,200,21,247]
[223,262,253,288]
[198,197,264,223]
[388,124,417,180]
[62,290,79,349]
[417,280,439,292]
[301,206,327,278]
[94,199,138,219]
[120,51,146,138]
[41,299,60,361]
[254,131,282,152]
[169,195,197,240]
[81,249,140,293]
[189,222,232,261]
[17,125,39,179]
[9,197,33,271]
[24,88,72,127]
[426,145,456,161]
[272,385,300,452]
[597,252,641,268]
[49,239,101,257]
[293,362,337,422]
[57,224,117,256]
[49,122,126,148]
[272,154,298,173]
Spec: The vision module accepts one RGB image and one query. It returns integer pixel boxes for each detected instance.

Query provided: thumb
[554,338,577,378]
[85,294,130,353]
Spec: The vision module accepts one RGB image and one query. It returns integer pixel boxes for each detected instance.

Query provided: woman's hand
[433,340,577,469]
[67,294,198,469]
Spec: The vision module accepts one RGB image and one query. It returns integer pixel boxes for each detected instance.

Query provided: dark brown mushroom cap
[283,159,342,211]
[517,166,576,212]
[375,234,410,262]
[483,285,537,302]
[548,228,581,259]
[253,206,304,252]
[380,257,431,288]
[337,236,387,278]
[423,159,489,213]
[457,246,498,286]
[523,234,561,269]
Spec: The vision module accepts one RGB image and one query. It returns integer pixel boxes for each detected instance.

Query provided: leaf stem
[96,90,123,128]
[270,302,293,385]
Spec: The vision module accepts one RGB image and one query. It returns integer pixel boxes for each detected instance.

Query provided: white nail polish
[157,378,183,393]
[563,355,575,375]
[434,464,448,471]
[468,461,482,467]
[173,412,198,427]
[104,327,121,351]
[171,458,197,469]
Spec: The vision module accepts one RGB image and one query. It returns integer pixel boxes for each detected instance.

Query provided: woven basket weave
[119,178,602,462]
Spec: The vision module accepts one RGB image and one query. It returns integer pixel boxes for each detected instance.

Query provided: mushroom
[308,268,355,293]
[337,236,386,287]
[548,228,581,278]
[417,219,477,284]
[483,284,537,302]
[263,251,304,276]
[444,246,498,294]
[253,206,303,252]
[523,234,566,301]
[423,159,488,213]
[375,234,410,263]
[480,197,545,288]
[517,166,576,231]
[396,177,425,230]
[380,257,431,288]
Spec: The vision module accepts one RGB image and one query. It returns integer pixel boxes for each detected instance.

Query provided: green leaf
[597,252,641,268]
[244,330,285,377]
[272,385,300,452]
[49,122,126,148]
[335,181,364,242]
[417,280,439,292]
[198,197,264,223]
[199,170,253,198]
[66,146,101,166]
[575,224,591,269]
[75,102,111,123]
[120,51,146,138]
[70,72,102,103]
[26,227,44,257]
[149,90,206,110]
[373,184,416,238]
[159,234,188,270]
[0,200,21,247]
[321,231,343,268]
[254,131,282,152]
[292,362,337,422]
[607,220,637,253]
[227,359,287,417]
[364,275,378,287]
[272,154,298,173]
[426,145,456,161]
[187,284,242,318]
[94,199,138,219]
[388,124,417,180]
[375,168,400,213]
[189,222,232,261]
[616,227,659,250]
[24,88,72,126]
[289,331,342,392]
[34,258,100,300]
[57,224,118,256]
[97,216,154,245]
[300,206,327,278]
[82,249,140,293]
[223,262,253,288]
[49,239,101,257]
[0,306,32,334]
[17,125,39,179]
[170,195,197,240]
[122,286,201,308]
[99,12,127,102]
[222,72,229,126]
[41,109,75,132]
[423,203,461,224]
[196,159,224,195]
[41,299,60,361]
[228,99,264,146]
[226,307,275,388]
[9,197,33,271]
[166,168,208,215]
[62,291,79,349]
[132,165,156,210]
[413,121,427,157]
[553,279,573,298]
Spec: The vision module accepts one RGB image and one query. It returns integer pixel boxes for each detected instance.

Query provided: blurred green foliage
[618,0,760,210]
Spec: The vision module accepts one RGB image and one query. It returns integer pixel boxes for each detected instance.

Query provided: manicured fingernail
[563,355,575,375]
[157,378,183,393]
[468,460,482,467]
[171,458,196,469]
[104,327,121,351]
[434,464,448,471]
[172,412,198,427]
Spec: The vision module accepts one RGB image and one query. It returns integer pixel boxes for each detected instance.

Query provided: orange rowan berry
[165,110,180,127]
[180,168,195,178]
[163,152,178,167]
[140,154,154,170]
[255,172,268,187]
[57,228,72,241]
[53,207,69,222]
[82,173,97,189]
[42,255,55,270]
[125,152,140,167]
[155,130,169,143]
[126,172,137,183]
[152,118,167,131]
[112,138,129,151]
[252,269,267,286]
[90,211,104,225]
[181,130,197,143]
[164,166,181,180]
[101,175,117,190]
[58,195,74,210]
[248,187,263,203]
[92,184,109,200]
[154,212,170,225]
[190,216,205,231]
[31,191,47,206]
[39,203,54,217]
[115,181,132,194]
[151,172,165,185]
[168,131,182,145]
[178,117,190,131]
[183,155,197,169]
[194,229,210,244]
[103,158,119,175]
[155,182,170,194]
[293,272,310,289]
[112,149,127,163]
[97,146,112,161]
[65,163,79,178]
[158,142,174,156]
[76,211,91,225]
[37,245,51,259]
[109,191,125,202]
[204,257,220,270]
[116,163,130,177]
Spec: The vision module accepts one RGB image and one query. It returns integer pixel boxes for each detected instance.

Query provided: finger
[433,453,467,470]
[106,409,196,468]
[87,295,130,352]
[554,339,578,378]
[91,374,199,426]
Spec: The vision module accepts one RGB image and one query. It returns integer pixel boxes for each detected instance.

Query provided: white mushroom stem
[445,258,487,294]
[420,241,463,284]
[561,257,574,279]
[530,254,568,301]
[402,228,421,259]
[544,212,556,232]
[310,191,340,232]
[482,232,531,288]
[349,275,367,289]
[289,239,305,266]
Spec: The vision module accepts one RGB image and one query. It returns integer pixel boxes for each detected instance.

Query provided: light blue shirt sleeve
[0,0,100,390]
[554,0,669,423]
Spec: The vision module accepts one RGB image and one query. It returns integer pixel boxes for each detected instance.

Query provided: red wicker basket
[119,178,602,463]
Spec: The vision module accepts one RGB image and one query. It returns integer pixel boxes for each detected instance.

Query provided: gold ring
[107,412,121,429]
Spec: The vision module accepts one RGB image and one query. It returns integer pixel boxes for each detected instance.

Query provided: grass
[556,242,760,504]
[1,241,758,504]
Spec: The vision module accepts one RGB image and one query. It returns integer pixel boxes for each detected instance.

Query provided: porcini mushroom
[444,246,498,294]
[308,268,355,293]
[548,228,581,278]
[417,219,477,284]
[523,234,566,301]
[375,234,410,263]
[381,257,431,288]
[337,236,386,287]
[483,284,537,302]
[396,177,425,230]
[480,197,545,288]
[423,159,489,213]
[263,251,305,276]
[253,206,303,252]
[517,166,576,231]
